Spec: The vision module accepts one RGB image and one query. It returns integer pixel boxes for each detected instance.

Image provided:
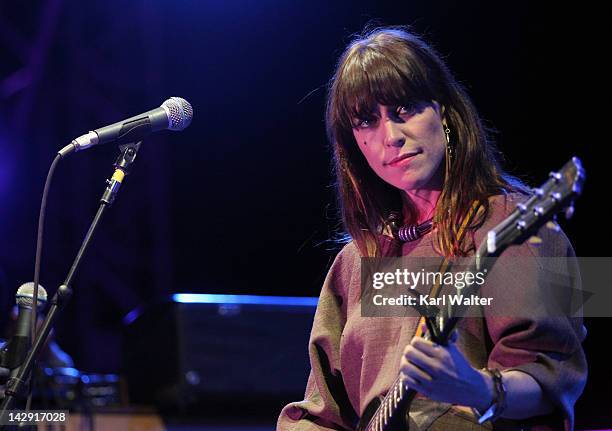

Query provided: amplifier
[123,294,317,409]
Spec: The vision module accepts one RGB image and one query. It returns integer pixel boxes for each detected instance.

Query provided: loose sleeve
[482,225,587,431]
[277,243,359,431]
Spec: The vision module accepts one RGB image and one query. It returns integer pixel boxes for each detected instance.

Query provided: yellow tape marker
[111,169,125,183]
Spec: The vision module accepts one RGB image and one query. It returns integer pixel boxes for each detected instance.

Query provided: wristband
[472,368,507,424]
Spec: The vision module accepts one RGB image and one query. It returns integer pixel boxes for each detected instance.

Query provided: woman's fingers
[411,329,459,356]
[400,371,425,392]
[410,337,445,359]
[402,331,461,382]
[400,355,433,383]
[402,343,438,377]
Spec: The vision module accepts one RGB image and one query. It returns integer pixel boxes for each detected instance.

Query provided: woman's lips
[386,150,421,167]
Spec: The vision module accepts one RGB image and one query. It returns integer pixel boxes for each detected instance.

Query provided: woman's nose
[383,119,405,148]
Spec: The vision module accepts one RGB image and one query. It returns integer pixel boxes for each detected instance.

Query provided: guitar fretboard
[365,375,415,431]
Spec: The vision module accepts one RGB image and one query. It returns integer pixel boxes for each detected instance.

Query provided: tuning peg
[565,203,575,219]
[533,188,544,198]
[549,171,562,182]
[534,206,545,216]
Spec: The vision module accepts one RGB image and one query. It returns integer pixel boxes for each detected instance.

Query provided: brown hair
[326,26,526,257]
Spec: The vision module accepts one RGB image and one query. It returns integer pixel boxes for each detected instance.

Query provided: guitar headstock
[485,157,585,256]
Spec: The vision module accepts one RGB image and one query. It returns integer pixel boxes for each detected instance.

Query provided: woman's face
[351,101,447,192]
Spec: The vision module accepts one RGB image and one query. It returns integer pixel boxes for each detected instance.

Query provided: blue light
[122,308,142,326]
[171,293,318,307]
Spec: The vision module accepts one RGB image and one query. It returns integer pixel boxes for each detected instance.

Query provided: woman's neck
[402,188,442,224]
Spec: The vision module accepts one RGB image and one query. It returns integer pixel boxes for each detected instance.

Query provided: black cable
[28,153,62,419]
[32,153,62,342]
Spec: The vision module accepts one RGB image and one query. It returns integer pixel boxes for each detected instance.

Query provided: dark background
[0,0,608,427]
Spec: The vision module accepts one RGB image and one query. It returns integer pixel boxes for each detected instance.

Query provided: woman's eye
[397,105,416,116]
[354,118,376,129]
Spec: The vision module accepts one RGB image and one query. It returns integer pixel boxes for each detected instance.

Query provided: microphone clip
[100,141,141,206]
[115,142,141,173]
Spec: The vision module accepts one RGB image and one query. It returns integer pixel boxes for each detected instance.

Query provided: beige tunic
[277,194,587,431]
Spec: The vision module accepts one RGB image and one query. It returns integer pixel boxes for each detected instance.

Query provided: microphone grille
[162,97,193,131]
[16,282,48,308]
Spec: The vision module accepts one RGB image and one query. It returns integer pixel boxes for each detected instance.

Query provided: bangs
[334,44,434,128]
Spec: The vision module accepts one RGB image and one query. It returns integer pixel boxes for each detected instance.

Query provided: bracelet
[472,368,507,424]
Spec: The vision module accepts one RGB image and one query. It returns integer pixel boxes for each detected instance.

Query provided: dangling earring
[444,123,453,182]
[444,124,452,158]
[442,123,455,239]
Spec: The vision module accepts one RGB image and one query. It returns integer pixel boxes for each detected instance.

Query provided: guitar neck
[364,374,417,431]
[363,252,495,431]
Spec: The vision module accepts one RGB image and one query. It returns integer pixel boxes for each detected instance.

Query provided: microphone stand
[0,142,142,426]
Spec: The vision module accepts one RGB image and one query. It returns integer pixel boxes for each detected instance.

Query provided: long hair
[326,26,526,257]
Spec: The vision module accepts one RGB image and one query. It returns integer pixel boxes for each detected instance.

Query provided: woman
[277,27,586,430]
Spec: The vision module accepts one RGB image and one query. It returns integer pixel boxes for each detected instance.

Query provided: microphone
[0,283,48,373]
[59,97,193,157]
[14,283,48,340]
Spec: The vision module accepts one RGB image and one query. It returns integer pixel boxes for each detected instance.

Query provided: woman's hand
[399,331,494,411]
